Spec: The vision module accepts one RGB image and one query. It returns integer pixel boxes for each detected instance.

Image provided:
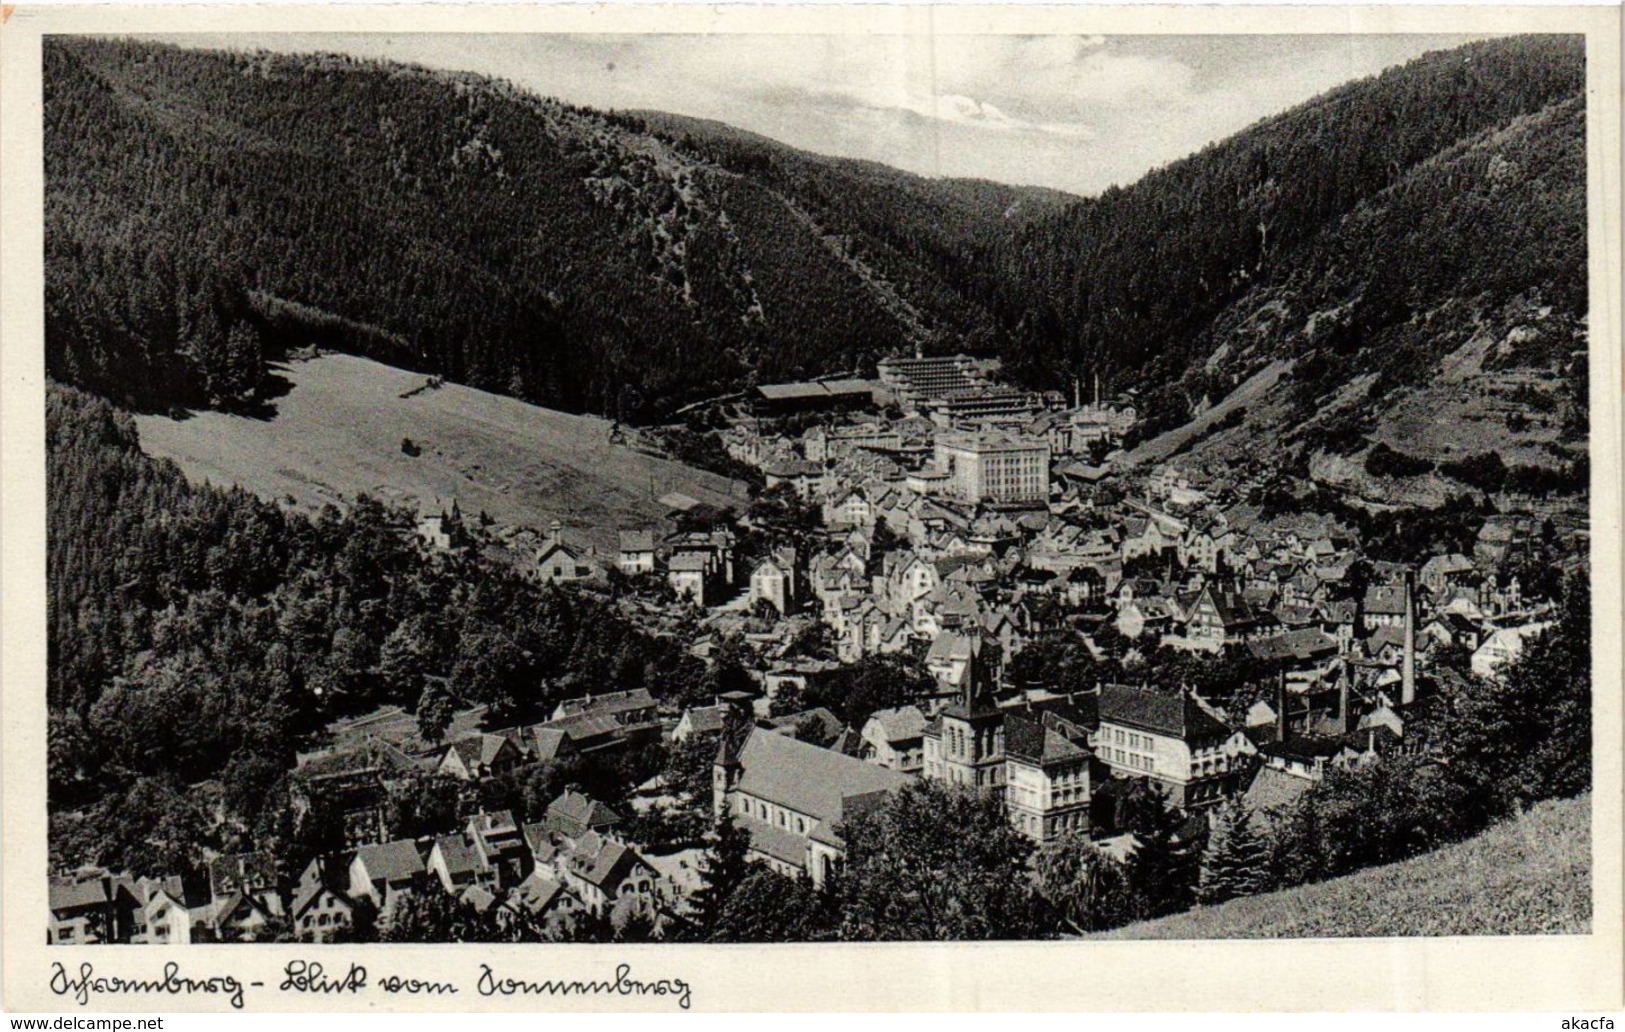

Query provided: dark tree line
[46,383,716,877]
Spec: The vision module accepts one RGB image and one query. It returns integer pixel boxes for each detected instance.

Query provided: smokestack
[1401,569,1416,707]
[1338,664,1351,735]
[1073,377,1081,409]
[1275,670,1288,742]
[1094,372,1101,409]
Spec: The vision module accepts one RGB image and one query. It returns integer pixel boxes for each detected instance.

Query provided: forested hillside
[47,383,725,878]
[45,35,1586,448]
[44,37,1049,418]
[985,34,1587,492]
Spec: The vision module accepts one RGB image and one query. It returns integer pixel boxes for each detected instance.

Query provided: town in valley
[44,33,1592,946]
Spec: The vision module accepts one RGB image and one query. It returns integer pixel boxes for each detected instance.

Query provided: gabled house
[672,703,729,742]
[291,857,357,943]
[435,733,524,781]
[1003,713,1093,843]
[427,834,490,893]
[532,525,603,584]
[821,486,875,529]
[508,869,585,931]
[1362,583,1408,630]
[1471,622,1554,679]
[466,810,531,890]
[748,548,799,616]
[49,873,118,945]
[125,875,198,945]
[551,832,661,919]
[1185,585,1261,651]
[859,705,928,774]
[544,690,662,752]
[348,840,426,913]
[544,790,623,843]
[617,529,657,576]
[207,852,284,927]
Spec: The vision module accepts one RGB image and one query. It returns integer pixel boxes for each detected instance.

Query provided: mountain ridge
[45,34,1587,491]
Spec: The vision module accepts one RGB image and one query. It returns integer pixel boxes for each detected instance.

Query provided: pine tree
[689,810,752,935]
[1197,800,1269,905]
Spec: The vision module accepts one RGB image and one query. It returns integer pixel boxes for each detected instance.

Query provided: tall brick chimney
[1401,568,1416,707]
[1275,669,1288,742]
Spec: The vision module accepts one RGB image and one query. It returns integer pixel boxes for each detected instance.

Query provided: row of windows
[1107,748,1154,772]
[1108,727,1156,751]
[737,795,810,836]
[300,910,348,929]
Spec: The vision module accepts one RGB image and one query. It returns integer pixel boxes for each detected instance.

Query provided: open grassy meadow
[133,353,746,552]
[1096,793,1591,939]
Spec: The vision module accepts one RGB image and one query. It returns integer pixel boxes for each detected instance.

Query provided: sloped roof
[555,689,656,719]
[1364,584,1408,616]
[291,877,353,920]
[432,835,483,878]
[50,877,109,912]
[680,704,729,736]
[355,840,424,883]
[926,631,979,663]
[735,727,912,824]
[511,871,576,915]
[531,727,571,761]
[547,790,622,831]
[1243,766,1315,826]
[618,529,656,553]
[865,705,928,743]
[1004,714,1089,765]
[1248,628,1339,664]
[565,833,647,889]
[1204,587,1259,628]
[207,851,277,899]
[737,813,811,866]
[295,736,424,779]
[1098,684,1229,740]
[764,707,846,747]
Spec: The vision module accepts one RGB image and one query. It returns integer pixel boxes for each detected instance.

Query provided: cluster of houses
[49,785,664,945]
[395,362,1569,901]
[656,381,1569,883]
[48,685,684,945]
[55,353,1579,943]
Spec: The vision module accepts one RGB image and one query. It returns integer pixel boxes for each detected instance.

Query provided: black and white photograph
[4,6,1620,1007]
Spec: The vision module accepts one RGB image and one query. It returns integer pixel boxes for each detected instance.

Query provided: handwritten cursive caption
[49,960,693,1011]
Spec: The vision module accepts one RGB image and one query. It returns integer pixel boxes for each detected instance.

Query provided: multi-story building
[748,548,798,615]
[1185,584,1262,650]
[1003,713,1093,843]
[1094,684,1240,809]
[923,387,1045,427]
[617,529,657,575]
[932,433,1051,505]
[877,354,985,412]
[859,705,928,774]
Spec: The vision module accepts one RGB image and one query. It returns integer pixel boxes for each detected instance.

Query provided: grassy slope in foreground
[1097,794,1591,939]
[133,353,745,553]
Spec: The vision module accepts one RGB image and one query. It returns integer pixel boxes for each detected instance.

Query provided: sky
[151,32,1489,196]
